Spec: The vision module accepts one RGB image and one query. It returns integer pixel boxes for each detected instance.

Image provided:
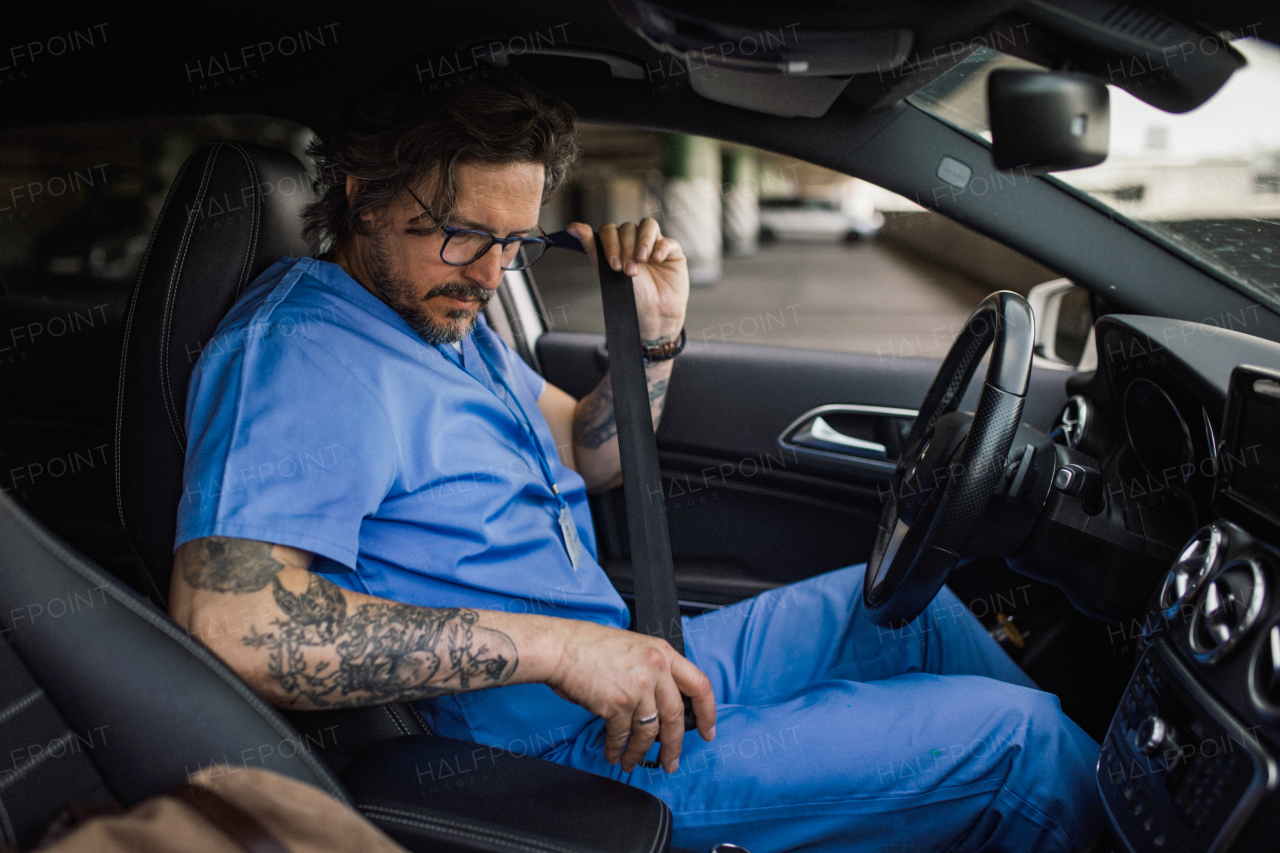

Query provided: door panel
[537,331,1070,608]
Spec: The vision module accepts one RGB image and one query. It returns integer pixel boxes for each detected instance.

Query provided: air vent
[1100,4,1176,43]
[1250,621,1280,715]
[1051,396,1090,449]
[1190,558,1265,664]
[1159,524,1225,617]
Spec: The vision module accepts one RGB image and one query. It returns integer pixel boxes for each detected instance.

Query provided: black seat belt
[545,230,693,730]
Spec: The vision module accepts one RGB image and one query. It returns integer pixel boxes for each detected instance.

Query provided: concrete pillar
[660,134,721,285]
[721,148,760,257]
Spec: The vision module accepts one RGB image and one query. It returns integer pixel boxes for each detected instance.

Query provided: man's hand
[549,219,688,493]
[546,620,716,774]
[566,218,689,344]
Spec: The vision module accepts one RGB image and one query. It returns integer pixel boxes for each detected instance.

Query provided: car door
[490,261,1073,613]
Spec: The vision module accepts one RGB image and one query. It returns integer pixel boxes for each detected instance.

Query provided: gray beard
[363,230,493,345]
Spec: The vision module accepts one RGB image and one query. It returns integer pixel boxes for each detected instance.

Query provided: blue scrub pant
[544,565,1105,852]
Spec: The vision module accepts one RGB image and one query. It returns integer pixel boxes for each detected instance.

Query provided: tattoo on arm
[244,573,517,707]
[573,377,617,450]
[641,333,679,348]
[182,538,286,593]
[184,538,518,707]
[647,377,668,405]
[648,375,668,424]
[573,368,672,452]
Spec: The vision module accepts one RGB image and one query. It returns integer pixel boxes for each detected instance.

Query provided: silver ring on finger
[636,712,659,726]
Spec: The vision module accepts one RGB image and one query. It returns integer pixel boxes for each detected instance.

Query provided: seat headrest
[116,140,318,603]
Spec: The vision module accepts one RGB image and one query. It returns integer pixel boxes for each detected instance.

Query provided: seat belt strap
[544,229,694,730]
[595,234,686,659]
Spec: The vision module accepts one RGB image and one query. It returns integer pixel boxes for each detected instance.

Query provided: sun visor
[609,0,913,117]
[686,69,855,118]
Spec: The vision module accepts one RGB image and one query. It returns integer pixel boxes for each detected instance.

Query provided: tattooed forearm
[573,375,617,450]
[182,538,286,594]
[242,572,517,708]
[573,365,672,453]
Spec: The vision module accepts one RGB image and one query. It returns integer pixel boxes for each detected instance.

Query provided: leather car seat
[0,488,349,848]
[111,139,437,758]
[115,140,315,604]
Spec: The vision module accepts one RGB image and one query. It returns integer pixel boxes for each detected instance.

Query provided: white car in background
[757,196,885,243]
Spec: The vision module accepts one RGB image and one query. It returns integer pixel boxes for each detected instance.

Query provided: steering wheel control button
[1048,446,1105,513]
[1002,444,1036,503]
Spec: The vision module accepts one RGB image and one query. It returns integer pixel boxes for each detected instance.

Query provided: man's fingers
[636,218,662,262]
[620,703,661,772]
[565,222,598,270]
[576,219,681,276]
[617,221,638,276]
[672,657,718,741]
[598,222,622,272]
[654,675,687,773]
[651,237,684,265]
[604,709,634,765]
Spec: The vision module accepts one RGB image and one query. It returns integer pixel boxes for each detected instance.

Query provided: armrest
[341,735,672,853]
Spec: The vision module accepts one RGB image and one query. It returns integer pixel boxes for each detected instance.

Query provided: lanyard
[437,337,567,513]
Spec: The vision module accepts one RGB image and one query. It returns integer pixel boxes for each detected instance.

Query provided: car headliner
[7,1,1280,340]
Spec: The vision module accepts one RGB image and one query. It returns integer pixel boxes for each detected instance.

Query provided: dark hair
[303,66,579,250]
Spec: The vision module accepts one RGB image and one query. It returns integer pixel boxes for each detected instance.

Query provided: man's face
[355,160,545,344]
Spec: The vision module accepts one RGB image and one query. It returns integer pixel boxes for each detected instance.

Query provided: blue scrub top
[177,256,628,751]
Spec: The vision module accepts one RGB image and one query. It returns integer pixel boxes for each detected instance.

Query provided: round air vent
[1050,395,1090,449]
[1190,558,1265,664]
[1250,619,1280,716]
[1159,524,1225,618]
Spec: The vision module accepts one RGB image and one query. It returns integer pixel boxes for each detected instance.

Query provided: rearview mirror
[988,69,1109,174]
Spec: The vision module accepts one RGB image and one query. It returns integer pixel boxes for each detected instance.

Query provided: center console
[1097,367,1280,852]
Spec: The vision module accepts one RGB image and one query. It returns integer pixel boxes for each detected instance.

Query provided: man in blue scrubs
[170,69,1103,852]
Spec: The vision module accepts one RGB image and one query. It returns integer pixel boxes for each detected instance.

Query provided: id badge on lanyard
[454,337,584,570]
[557,502,582,570]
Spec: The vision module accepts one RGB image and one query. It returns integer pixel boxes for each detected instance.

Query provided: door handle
[779,404,917,463]
[791,416,888,458]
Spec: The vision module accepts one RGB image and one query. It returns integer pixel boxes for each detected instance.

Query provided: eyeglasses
[404,184,552,271]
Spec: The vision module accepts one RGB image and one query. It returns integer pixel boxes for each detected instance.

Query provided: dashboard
[1047,316,1280,853]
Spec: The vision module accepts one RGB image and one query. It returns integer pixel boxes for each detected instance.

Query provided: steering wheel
[863,291,1036,627]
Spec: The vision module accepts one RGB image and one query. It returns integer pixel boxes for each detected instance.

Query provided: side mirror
[988,70,1109,174]
[1026,278,1095,371]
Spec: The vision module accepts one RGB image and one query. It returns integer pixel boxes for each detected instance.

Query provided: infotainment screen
[1215,365,1280,542]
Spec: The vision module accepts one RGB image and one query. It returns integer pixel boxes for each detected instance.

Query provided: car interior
[3,2,1280,852]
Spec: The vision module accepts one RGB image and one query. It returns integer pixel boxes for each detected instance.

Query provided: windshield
[909,39,1280,312]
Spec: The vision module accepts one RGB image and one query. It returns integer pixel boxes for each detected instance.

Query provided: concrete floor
[530,238,995,357]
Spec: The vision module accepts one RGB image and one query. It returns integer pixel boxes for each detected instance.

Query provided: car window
[530,125,1061,358]
[909,39,1280,313]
